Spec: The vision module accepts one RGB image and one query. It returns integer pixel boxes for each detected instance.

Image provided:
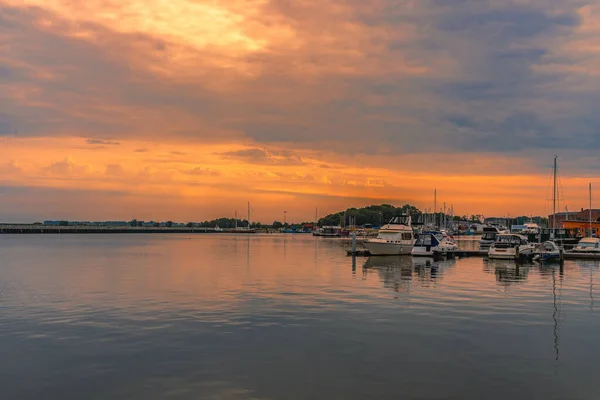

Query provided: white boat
[520,222,541,235]
[533,241,563,262]
[488,234,536,260]
[313,226,344,237]
[363,216,416,255]
[571,237,600,253]
[412,231,460,257]
[479,226,501,249]
[468,223,485,235]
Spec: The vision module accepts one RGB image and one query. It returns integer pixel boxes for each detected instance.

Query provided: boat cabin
[481,226,500,241]
[414,231,444,248]
[494,234,528,248]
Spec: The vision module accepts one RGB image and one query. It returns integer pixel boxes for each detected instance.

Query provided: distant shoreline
[0,224,260,234]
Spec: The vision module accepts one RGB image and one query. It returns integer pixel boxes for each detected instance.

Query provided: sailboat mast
[248,201,251,229]
[590,183,593,237]
[553,156,557,231]
[235,210,237,229]
[434,189,437,228]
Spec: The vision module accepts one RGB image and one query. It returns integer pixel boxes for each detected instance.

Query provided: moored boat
[313,226,346,237]
[488,234,536,260]
[533,241,563,262]
[479,226,501,249]
[363,216,416,256]
[412,231,460,257]
[570,237,600,253]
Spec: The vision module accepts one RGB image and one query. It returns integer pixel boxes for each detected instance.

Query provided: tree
[272,221,283,229]
[186,222,195,228]
[129,219,138,227]
[166,221,173,228]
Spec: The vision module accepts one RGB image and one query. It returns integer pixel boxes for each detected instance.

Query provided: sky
[2,0,600,223]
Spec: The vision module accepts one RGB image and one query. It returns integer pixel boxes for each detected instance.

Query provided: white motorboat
[412,231,460,257]
[571,237,600,253]
[521,222,541,235]
[468,223,485,235]
[363,216,416,255]
[533,241,563,262]
[488,234,536,260]
[313,226,345,237]
[479,226,501,249]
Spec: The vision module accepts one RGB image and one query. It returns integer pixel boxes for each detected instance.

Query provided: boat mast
[552,156,557,236]
[590,183,593,237]
[434,189,437,228]
[248,201,251,230]
[235,210,237,229]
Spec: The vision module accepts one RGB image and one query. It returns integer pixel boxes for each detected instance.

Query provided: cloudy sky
[2,0,600,223]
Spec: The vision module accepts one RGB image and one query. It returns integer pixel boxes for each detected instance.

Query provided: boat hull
[364,241,413,256]
[411,247,433,257]
[488,245,535,260]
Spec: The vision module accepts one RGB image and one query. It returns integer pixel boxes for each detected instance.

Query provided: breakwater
[0,225,256,234]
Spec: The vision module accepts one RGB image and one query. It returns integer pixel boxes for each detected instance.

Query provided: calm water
[1,234,599,400]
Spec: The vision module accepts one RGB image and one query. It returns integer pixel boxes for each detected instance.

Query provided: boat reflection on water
[362,256,454,292]
[483,259,532,285]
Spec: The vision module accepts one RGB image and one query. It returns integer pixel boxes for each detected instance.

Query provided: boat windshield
[496,235,525,245]
[481,232,497,240]
[389,216,411,225]
[578,241,599,248]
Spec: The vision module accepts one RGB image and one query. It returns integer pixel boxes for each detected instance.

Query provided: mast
[248,201,251,230]
[434,189,437,228]
[553,156,557,232]
[443,202,447,230]
[590,183,593,237]
[235,210,237,229]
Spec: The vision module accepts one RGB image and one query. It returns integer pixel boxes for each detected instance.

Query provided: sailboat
[534,157,563,262]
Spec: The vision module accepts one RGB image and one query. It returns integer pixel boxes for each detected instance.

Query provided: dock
[346,249,488,258]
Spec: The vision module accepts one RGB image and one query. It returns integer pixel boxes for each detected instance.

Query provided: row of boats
[359,216,600,261]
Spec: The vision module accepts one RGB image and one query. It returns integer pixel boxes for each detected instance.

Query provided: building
[549,209,600,228]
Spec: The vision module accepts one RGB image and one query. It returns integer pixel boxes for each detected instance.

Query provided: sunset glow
[2,0,600,222]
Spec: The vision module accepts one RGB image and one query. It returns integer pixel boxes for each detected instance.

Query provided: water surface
[0,234,598,399]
